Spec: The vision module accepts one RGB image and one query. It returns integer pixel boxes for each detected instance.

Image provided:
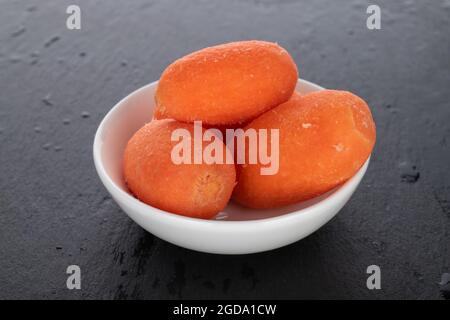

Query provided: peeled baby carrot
[154,40,298,125]
[233,90,376,208]
[124,119,236,219]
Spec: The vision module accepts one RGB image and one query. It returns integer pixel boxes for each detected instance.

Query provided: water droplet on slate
[44,36,60,48]
[42,143,52,150]
[29,51,40,65]
[34,126,42,133]
[11,26,26,38]
[42,94,53,106]
[63,118,70,125]
[401,171,420,183]
[81,111,90,118]
[399,161,420,183]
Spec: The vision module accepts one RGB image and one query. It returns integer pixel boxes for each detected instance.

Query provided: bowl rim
[93,79,370,226]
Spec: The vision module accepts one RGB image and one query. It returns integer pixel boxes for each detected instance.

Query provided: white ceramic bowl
[93,79,370,254]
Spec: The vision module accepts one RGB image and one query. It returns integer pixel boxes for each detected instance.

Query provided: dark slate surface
[0,0,449,300]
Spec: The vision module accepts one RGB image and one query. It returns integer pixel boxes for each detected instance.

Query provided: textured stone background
[0,0,449,299]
